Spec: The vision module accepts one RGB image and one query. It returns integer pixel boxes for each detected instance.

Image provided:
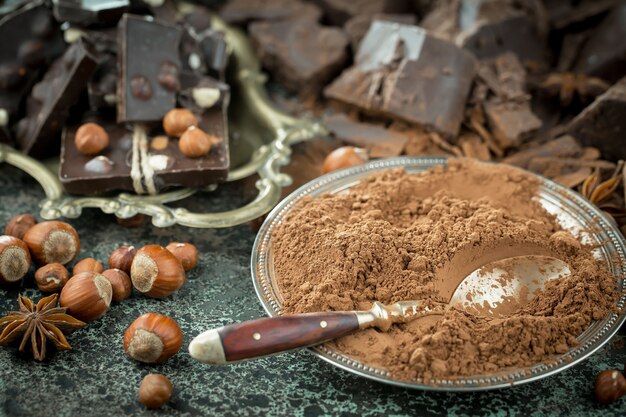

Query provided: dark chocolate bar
[0,2,65,122]
[117,14,182,122]
[15,40,98,157]
[51,0,129,26]
[60,74,230,195]
[324,21,476,140]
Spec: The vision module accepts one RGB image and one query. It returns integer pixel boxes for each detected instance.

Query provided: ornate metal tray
[0,17,325,228]
[251,157,626,391]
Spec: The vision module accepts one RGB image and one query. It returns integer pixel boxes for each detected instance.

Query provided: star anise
[0,294,86,361]
[579,161,626,219]
[541,72,609,106]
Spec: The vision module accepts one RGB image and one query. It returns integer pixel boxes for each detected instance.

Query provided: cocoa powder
[272,159,619,380]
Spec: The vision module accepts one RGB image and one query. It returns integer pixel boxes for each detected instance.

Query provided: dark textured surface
[1,164,626,417]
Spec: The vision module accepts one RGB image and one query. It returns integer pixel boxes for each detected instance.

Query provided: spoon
[189,255,570,364]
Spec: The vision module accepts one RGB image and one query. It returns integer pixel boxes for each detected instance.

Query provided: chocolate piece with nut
[16,39,98,158]
[0,1,65,122]
[117,14,182,122]
[325,21,476,140]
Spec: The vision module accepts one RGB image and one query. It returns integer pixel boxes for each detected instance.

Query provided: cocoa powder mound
[272,159,619,380]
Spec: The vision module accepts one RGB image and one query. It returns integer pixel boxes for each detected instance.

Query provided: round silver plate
[251,157,626,391]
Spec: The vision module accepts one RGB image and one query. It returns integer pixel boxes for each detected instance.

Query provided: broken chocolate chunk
[343,13,416,51]
[220,0,322,25]
[502,135,582,168]
[117,14,182,122]
[324,21,476,140]
[421,0,548,69]
[312,0,410,26]
[0,2,65,122]
[483,101,542,149]
[323,113,407,158]
[180,25,228,81]
[51,0,129,26]
[573,2,626,83]
[568,77,626,161]
[249,18,349,97]
[15,40,97,158]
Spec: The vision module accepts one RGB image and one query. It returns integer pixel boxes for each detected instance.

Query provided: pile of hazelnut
[1,213,200,409]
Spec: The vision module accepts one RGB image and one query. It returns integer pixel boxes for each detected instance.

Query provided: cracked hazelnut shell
[35,263,69,293]
[130,245,185,298]
[23,221,80,265]
[124,313,183,364]
[60,271,112,321]
[0,235,31,286]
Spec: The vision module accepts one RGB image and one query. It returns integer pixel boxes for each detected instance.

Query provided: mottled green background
[0,164,625,417]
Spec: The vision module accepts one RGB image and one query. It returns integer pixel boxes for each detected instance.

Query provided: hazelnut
[102,268,132,302]
[4,214,37,239]
[34,263,69,293]
[116,214,145,228]
[138,374,173,409]
[23,221,80,265]
[150,135,169,151]
[163,108,198,137]
[73,258,104,276]
[124,313,183,363]
[130,245,185,298]
[108,245,136,275]
[75,122,109,155]
[594,369,626,404]
[178,126,211,158]
[165,242,198,272]
[322,146,369,174]
[59,271,112,322]
[0,235,31,286]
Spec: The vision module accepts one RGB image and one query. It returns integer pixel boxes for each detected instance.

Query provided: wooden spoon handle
[189,312,359,364]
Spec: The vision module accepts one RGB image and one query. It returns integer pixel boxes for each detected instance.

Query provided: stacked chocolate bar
[1,1,230,195]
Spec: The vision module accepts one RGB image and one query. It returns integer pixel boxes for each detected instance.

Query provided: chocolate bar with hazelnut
[59,75,229,195]
[117,14,182,122]
[324,21,476,140]
[0,1,65,123]
[15,39,98,158]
